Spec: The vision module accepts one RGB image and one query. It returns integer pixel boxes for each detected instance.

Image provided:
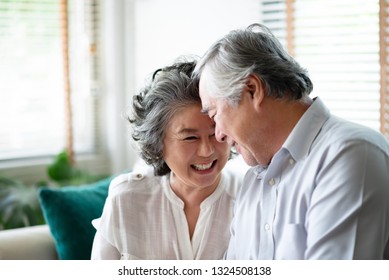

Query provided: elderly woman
[91,59,243,259]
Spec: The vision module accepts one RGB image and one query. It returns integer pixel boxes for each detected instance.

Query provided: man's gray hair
[193,23,313,105]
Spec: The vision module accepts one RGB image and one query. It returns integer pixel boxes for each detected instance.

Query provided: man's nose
[215,126,226,143]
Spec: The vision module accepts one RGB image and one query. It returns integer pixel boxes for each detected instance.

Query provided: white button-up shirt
[91,167,243,260]
[225,97,389,259]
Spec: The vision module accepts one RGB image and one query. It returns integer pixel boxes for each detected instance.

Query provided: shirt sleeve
[90,230,120,260]
[305,140,389,259]
[90,176,126,259]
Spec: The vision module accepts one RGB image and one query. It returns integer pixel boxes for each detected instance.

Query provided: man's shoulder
[321,115,389,153]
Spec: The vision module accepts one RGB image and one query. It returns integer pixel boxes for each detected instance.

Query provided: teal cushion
[38,177,111,260]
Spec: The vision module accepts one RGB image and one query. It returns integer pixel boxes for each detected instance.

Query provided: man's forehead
[198,67,214,94]
[198,67,218,112]
[200,95,217,113]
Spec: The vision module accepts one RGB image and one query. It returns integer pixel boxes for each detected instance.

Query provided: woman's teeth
[193,162,213,171]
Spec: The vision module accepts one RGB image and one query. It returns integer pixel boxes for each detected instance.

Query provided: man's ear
[246,74,265,106]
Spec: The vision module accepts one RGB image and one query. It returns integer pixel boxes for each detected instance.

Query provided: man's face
[199,69,259,166]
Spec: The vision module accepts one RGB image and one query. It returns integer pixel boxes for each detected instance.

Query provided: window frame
[379,0,389,138]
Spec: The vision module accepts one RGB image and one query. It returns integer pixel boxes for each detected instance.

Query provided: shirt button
[264,223,271,231]
[289,158,295,165]
[269,178,275,186]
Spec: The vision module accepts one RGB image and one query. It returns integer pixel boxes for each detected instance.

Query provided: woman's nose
[198,138,215,157]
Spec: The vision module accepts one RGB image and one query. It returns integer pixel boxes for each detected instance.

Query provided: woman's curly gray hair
[128,59,200,176]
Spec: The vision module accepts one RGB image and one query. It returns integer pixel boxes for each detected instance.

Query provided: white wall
[132,0,261,91]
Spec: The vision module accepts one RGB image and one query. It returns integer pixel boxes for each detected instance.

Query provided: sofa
[0,176,113,260]
[0,224,57,260]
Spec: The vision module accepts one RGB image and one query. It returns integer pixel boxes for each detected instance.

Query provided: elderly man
[193,23,389,259]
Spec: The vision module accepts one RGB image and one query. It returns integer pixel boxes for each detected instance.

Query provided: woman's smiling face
[163,104,230,190]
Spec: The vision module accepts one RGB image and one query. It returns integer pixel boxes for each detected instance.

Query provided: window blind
[0,0,102,161]
[262,0,381,132]
[261,0,287,46]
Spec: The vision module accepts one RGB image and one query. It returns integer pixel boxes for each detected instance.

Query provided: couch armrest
[0,224,57,260]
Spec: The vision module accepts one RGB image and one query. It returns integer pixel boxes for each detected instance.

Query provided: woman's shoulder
[221,156,250,197]
[223,156,250,181]
[108,167,163,197]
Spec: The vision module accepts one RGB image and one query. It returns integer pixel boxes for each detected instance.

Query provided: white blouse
[91,166,243,260]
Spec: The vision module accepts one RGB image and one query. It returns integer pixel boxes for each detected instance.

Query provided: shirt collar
[161,173,226,210]
[283,97,330,161]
